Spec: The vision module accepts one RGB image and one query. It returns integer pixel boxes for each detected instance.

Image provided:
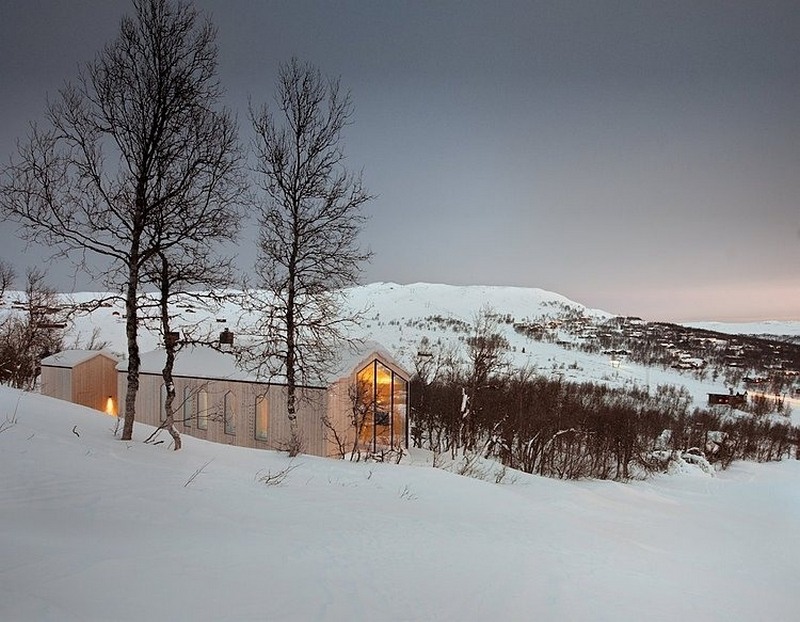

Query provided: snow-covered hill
[7,281,798,409]
[1,385,798,621]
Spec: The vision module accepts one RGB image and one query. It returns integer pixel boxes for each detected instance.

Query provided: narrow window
[255,395,269,441]
[182,386,192,428]
[356,362,375,449]
[159,384,167,422]
[197,389,208,430]
[224,391,236,435]
[392,375,408,449]
[375,362,392,447]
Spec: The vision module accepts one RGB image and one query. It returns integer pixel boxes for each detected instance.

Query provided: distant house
[40,350,119,415]
[743,376,768,390]
[707,392,747,407]
[43,339,410,459]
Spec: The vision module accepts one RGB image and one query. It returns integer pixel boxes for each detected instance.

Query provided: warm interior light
[105,396,116,416]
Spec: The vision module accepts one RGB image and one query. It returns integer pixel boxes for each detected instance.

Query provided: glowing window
[255,395,269,441]
[375,362,392,446]
[355,360,408,451]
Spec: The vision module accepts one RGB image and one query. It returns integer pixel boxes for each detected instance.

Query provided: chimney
[219,328,234,347]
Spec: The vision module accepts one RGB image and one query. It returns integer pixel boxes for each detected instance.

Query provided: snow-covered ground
[1,386,798,621]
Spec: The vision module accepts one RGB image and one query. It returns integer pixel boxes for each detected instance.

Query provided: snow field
[1,387,799,621]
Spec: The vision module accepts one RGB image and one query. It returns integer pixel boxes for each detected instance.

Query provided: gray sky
[1,0,798,321]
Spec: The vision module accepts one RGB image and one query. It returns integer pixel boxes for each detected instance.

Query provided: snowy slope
[6,281,794,407]
[1,386,799,621]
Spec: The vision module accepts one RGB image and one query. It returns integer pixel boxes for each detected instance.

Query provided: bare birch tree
[0,0,243,440]
[250,59,372,454]
[461,307,508,451]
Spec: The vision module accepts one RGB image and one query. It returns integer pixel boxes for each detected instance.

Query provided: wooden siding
[40,366,73,402]
[325,377,358,457]
[72,355,118,413]
[118,373,328,455]
[41,353,118,414]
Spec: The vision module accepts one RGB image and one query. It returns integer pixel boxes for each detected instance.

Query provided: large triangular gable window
[355,359,408,452]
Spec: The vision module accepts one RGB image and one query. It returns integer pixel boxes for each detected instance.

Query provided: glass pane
[356,363,375,448]
[255,395,269,441]
[183,386,192,427]
[392,375,407,449]
[375,362,392,447]
[197,390,208,430]
[224,392,236,435]
[160,384,167,422]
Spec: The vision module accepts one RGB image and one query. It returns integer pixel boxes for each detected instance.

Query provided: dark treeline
[410,374,799,480]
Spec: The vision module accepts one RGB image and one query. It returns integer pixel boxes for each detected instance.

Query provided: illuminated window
[224,391,236,435]
[356,363,375,448]
[255,395,269,441]
[183,386,192,428]
[375,362,392,446]
[355,360,408,451]
[197,390,208,430]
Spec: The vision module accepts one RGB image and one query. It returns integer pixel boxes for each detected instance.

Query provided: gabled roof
[118,346,262,385]
[40,350,119,369]
[118,341,409,387]
[326,340,410,383]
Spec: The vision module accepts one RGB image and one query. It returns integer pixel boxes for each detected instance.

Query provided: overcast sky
[1,1,798,321]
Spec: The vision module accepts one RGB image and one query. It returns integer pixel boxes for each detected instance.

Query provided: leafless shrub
[398,485,417,501]
[321,412,348,460]
[413,368,800,481]
[257,462,299,487]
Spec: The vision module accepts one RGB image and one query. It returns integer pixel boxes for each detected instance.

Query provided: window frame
[254,394,269,441]
[182,386,192,428]
[196,389,208,430]
[223,391,236,436]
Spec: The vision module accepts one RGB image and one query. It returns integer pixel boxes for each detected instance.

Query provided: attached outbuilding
[40,350,119,415]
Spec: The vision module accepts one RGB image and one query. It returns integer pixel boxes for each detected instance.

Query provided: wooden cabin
[40,350,119,415]
[115,341,410,458]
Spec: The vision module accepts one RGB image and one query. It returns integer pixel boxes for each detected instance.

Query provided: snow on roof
[326,340,410,382]
[40,350,119,369]
[118,341,409,387]
[118,346,263,385]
